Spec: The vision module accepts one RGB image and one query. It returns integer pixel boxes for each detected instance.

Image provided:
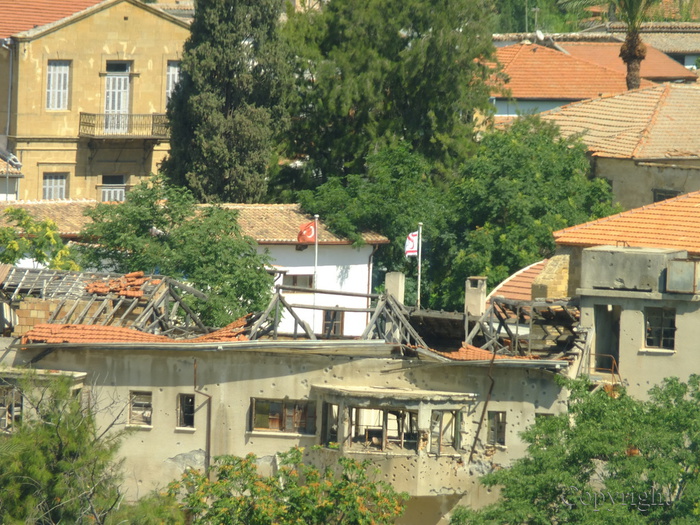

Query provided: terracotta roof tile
[0,0,102,39]
[22,315,251,345]
[0,201,388,244]
[554,190,700,255]
[487,259,548,303]
[559,42,697,82]
[541,83,700,159]
[431,343,539,362]
[494,43,654,100]
[216,203,388,245]
[0,159,22,176]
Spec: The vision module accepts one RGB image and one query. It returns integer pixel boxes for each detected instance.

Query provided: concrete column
[385,272,405,304]
[465,276,487,317]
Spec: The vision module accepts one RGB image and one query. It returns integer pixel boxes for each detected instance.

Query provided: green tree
[429,116,619,310]
[451,375,700,524]
[0,374,123,524]
[79,177,273,327]
[280,0,496,187]
[168,447,408,524]
[105,492,185,525]
[559,0,661,89]
[162,0,290,203]
[0,208,78,270]
[299,142,445,282]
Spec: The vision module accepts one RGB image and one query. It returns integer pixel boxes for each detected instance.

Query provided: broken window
[645,307,676,350]
[487,411,506,446]
[251,399,316,434]
[129,391,152,426]
[0,386,21,433]
[653,188,681,203]
[177,394,195,428]
[322,309,344,337]
[348,407,418,452]
[321,402,339,446]
[430,410,464,455]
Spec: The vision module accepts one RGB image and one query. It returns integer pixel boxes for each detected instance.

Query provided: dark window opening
[645,307,676,350]
[251,398,316,434]
[129,391,152,426]
[487,411,506,446]
[177,394,195,428]
[348,407,418,452]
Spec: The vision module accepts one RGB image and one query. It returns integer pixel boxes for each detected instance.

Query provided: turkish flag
[298,220,316,243]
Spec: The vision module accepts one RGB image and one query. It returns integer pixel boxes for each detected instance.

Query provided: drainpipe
[366,244,380,326]
[193,358,212,472]
[1,38,13,141]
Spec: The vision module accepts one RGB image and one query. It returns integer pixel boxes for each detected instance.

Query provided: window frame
[46,60,71,111]
[166,60,181,101]
[644,307,676,350]
[322,309,344,337]
[487,411,506,446]
[282,274,314,290]
[250,398,316,435]
[42,172,68,200]
[0,385,22,433]
[177,393,195,429]
[129,391,153,427]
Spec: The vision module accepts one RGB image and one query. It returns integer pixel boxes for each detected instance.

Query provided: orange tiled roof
[487,259,548,303]
[432,343,539,362]
[541,83,700,159]
[494,43,654,100]
[0,0,102,39]
[0,200,388,244]
[218,203,389,245]
[554,190,700,255]
[0,200,94,237]
[22,316,250,345]
[559,42,697,82]
[0,159,22,177]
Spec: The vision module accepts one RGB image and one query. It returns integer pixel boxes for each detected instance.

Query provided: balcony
[79,113,168,139]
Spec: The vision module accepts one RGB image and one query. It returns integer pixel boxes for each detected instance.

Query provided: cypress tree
[162,0,290,203]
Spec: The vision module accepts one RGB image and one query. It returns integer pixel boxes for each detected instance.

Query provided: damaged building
[0,264,576,525]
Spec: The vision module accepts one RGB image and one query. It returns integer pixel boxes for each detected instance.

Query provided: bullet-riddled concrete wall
[4,341,568,524]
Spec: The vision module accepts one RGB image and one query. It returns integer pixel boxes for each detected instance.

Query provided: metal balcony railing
[79,113,169,139]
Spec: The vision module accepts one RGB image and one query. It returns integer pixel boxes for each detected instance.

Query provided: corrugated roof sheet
[0,0,102,39]
[559,41,697,82]
[541,83,700,159]
[494,43,653,100]
[554,190,700,254]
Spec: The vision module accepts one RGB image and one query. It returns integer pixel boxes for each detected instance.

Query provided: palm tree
[559,0,662,89]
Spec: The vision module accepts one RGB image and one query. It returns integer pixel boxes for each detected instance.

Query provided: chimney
[465,276,487,317]
[385,272,405,304]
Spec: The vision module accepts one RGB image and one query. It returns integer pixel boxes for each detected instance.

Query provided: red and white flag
[298,220,317,243]
[405,231,419,257]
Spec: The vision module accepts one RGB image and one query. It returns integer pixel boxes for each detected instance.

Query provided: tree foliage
[451,375,700,524]
[428,116,619,309]
[280,0,496,187]
[79,178,273,327]
[162,0,290,203]
[168,447,408,525]
[0,375,123,524]
[0,208,78,270]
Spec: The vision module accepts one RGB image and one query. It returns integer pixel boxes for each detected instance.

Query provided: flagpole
[313,214,319,331]
[417,222,423,310]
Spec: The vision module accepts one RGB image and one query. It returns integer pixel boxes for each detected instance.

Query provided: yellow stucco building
[0,0,190,201]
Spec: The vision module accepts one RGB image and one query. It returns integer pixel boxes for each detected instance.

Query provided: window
[42,173,67,200]
[0,178,18,201]
[348,406,418,452]
[0,386,21,432]
[129,391,152,426]
[430,410,463,454]
[653,189,681,203]
[46,60,70,110]
[166,60,181,100]
[177,394,195,428]
[487,411,506,446]
[321,402,339,446]
[282,274,313,290]
[645,307,676,350]
[322,309,344,337]
[251,399,316,434]
[100,175,126,202]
